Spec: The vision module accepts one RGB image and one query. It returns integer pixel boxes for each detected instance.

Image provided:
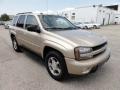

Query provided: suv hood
[52,30,107,47]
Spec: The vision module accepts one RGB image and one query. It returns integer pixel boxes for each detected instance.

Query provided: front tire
[12,37,22,52]
[45,51,68,81]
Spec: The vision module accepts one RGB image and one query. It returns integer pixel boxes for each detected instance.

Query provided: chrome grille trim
[91,45,106,56]
[92,42,107,51]
[82,44,107,57]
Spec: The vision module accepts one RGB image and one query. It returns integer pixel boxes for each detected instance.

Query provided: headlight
[74,47,93,61]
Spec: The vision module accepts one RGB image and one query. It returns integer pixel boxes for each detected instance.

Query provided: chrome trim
[81,45,106,57]
[91,45,106,56]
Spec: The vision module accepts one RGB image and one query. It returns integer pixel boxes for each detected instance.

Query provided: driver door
[23,15,43,55]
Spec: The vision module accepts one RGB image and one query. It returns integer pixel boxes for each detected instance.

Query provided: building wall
[61,6,98,23]
[97,7,116,25]
[118,6,120,12]
[114,13,120,24]
[73,7,98,22]
[114,5,120,24]
[60,5,117,25]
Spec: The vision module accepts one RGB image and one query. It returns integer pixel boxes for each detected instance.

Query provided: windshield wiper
[64,27,78,30]
[45,27,65,30]
[45,27,78,30]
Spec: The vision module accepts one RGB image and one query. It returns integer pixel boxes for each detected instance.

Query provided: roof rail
[16,12,32,15]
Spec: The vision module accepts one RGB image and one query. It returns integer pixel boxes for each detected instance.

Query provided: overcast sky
[0,0,119,15]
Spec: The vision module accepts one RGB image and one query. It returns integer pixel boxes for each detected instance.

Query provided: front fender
[43,40,75,59]
[9,26,17,37]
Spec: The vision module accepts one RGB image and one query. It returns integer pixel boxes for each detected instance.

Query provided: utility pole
[46,0,48,14]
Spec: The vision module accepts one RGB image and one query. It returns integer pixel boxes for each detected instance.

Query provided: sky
[0,0,119,15]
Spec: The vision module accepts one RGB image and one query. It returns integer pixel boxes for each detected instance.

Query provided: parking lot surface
[0,25,120,90]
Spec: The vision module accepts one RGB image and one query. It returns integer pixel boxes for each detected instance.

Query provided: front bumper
[65,48,110,75]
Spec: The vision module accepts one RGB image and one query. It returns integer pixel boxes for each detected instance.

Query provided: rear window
[12,16,18,26]
[16,15,26,28]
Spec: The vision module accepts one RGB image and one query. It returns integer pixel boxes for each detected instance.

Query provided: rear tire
[93,25,97,29]
[12,37,22,52]
[85,26,88,29]
[45,51,68,81]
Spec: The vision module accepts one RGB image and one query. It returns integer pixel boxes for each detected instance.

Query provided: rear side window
[25,15,39,29]
[16,15,26,28]
[12,16,18,26]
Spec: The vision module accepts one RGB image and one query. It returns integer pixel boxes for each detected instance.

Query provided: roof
[16,11,57,15]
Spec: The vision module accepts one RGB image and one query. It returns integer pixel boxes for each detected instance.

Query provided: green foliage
[0,14,10,21]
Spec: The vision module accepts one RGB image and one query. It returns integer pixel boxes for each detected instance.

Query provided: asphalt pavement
[0,25,120,90]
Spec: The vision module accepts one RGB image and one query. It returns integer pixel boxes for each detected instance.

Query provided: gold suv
[9,12,110,81]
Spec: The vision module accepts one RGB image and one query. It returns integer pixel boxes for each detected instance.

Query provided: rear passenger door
[16,15,27,46]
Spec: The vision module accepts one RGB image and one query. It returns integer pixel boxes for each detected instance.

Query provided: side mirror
[27,25,40,33]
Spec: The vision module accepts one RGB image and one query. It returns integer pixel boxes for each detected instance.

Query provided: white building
[60,5,118,25]
[115,13,120,24]
[113,5,120,24]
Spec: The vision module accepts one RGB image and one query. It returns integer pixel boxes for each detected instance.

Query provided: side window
[16,15,26,28]
[25,15,39,31]
[12,16,18,26]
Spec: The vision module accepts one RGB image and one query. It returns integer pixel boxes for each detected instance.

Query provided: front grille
[93,49,106,57]
[91,42,107,57]
[92,42,107,51]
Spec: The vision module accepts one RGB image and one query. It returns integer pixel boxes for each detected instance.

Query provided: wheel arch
[43,46,64,59]
[43,46,69,79]
[10,34,15,40]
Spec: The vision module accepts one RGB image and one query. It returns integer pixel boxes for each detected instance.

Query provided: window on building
[71,13,75,20]
[72,13,75,15]
[65,14,68,18]
[93,5,96,7]
[71,16,75,20]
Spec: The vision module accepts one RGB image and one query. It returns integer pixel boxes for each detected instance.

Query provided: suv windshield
[38,15,78,31]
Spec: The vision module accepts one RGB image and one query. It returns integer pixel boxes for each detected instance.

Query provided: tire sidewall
[12,37,20,52]
[45,51,68,81]
[85,26,88,29]
[94,25,97,29]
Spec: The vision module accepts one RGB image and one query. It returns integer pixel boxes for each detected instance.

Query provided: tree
[0,14,10,21]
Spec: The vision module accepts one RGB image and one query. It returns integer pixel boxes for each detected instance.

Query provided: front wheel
[12,37,22,52]
[45,51,68,81]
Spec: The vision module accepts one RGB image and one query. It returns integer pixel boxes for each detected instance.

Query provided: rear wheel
[12,37,22,52]
[45,51,68,81]
[93,25,97,29]
[85,26,88,29]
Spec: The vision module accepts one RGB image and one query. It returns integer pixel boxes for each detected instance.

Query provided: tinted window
[25,15,39,30]
[16,15,25,28]
[12,16,18,26]
[39,15,77,31]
